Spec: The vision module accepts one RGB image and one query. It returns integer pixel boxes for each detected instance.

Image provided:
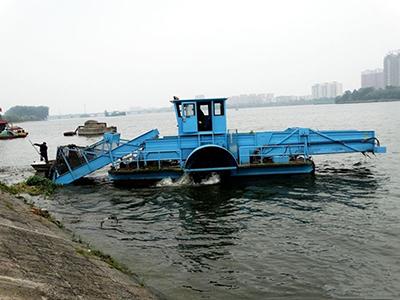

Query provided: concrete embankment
[0,190,157,300]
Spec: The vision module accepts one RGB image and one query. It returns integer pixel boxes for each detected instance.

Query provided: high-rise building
[312,82,343,99]
[384,50,400,87]
[361,69,384,89]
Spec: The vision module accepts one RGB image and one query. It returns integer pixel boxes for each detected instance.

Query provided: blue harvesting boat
[50,97,386,185]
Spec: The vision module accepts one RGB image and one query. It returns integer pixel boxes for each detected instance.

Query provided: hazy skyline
[1,0,399,114]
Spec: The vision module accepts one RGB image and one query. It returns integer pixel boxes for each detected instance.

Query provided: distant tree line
[4,106,49,122]
[336,86,400,103]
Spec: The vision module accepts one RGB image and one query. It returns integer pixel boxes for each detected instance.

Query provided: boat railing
[238,143,307,165]
[125,149,182,170]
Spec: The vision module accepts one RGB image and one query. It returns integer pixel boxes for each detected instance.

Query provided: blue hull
[108,168,183,183]
[108,160,315,184]
[233,161,315,177]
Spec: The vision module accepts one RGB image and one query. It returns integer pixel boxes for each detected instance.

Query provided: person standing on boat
[34,142,49,164]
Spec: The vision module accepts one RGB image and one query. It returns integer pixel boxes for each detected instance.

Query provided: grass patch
[0,176,58,197]
[76,246,132,275]
[0,182,17,194]
[25,175,58,196]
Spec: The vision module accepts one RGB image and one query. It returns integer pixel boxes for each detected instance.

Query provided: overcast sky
[0,0,399,114]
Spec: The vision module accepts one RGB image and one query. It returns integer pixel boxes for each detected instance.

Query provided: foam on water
[155,173,220,187]
[200,173,221,185]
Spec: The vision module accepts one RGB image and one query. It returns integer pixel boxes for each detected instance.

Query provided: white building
[312,82,343,99]
[361,69,384,89]
[384,50,400,87]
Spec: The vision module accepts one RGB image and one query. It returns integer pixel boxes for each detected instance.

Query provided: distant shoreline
[226,98,400,110]
[335,98,400,104]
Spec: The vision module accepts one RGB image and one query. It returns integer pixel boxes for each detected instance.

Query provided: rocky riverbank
[0,190,157,300]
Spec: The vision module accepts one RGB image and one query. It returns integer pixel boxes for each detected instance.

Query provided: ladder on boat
[53,129,159,185]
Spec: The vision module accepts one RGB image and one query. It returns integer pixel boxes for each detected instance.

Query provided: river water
[1,102,399,299]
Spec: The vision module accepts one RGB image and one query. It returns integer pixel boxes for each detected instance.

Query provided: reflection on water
[1,102,400,299]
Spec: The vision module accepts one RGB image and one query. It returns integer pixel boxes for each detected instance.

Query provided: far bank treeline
[1,106,49,122]
[336,86,400,103]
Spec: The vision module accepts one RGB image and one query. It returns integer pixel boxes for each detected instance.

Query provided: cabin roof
[170,97,228,103]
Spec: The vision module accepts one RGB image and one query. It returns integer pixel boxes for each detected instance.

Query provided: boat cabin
[172,98,227,136]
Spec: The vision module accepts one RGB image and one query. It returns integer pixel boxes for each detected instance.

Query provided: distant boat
[63,120,117,137]
[105,110,127,117]
[0,120,29,140]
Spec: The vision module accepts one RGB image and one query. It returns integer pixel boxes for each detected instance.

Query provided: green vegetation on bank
[76,247,133,275]
[3,105,49,122]
[336,86,400,103]
[0,175,58,196]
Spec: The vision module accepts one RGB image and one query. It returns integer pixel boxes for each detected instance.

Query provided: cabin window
[214,101,224,116]
[183,103,195,117]
[199,103,210,116]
